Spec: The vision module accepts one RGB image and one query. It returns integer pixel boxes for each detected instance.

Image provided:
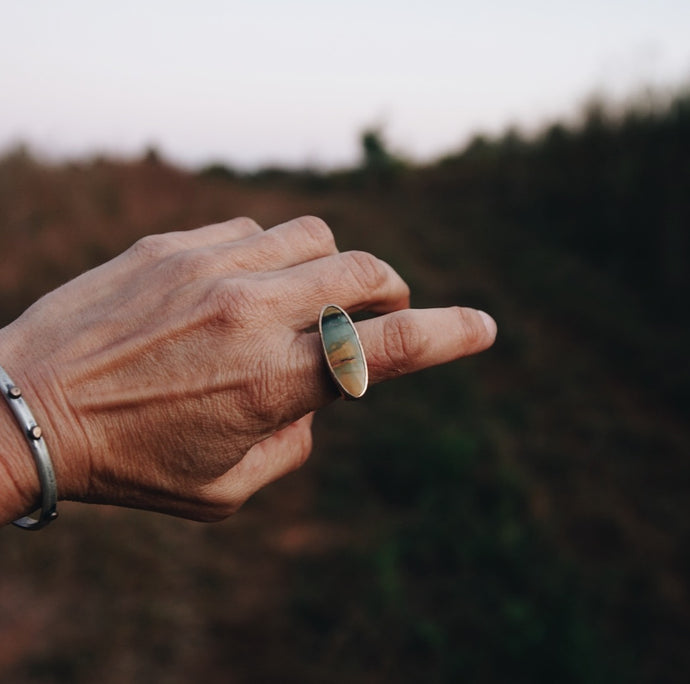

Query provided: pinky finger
[204,414,314,513]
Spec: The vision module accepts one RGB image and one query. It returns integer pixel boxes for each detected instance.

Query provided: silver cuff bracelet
[0,365,58,530]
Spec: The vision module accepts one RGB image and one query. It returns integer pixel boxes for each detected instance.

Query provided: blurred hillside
[0,91,688,684]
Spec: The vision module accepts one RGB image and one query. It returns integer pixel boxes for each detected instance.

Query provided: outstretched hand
[0,216,496,524]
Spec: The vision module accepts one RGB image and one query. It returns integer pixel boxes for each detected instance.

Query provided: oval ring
[318,304,368,400]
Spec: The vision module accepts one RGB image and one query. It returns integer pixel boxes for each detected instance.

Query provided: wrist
[0,323,89,525]
[0,364,59,528]
[0,377,43,525]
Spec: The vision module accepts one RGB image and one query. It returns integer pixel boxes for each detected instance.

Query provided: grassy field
[0,93,688,683]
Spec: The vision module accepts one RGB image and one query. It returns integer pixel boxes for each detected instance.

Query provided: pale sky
[1,0,689,169]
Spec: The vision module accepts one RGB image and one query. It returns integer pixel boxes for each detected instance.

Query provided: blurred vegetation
[359,127,407,189]
[0,89,688,683]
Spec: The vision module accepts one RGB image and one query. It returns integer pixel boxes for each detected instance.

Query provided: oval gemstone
[319,305,368,399]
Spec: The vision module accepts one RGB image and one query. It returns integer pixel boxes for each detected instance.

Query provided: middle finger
[266,250,411,328]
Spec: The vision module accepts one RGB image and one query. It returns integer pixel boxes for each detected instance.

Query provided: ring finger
[291,306,497,414]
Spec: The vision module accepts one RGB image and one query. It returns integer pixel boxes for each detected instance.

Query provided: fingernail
[477,310,497,339]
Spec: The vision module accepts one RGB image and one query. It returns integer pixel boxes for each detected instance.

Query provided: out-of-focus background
[1,2,689,682]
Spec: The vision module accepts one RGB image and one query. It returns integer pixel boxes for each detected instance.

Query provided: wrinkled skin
[0,216,496,524]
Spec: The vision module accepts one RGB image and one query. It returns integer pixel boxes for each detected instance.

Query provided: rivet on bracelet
[8,386,22,399]
[28,425,43,440]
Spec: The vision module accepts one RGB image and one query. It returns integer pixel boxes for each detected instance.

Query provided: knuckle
[232,216,263,236]
[293,215,336,253]
[381,313,427,370]
[343,250,389,292]
[170,247,215,279]
[239,352,301,426]
[130,233,177,262]
[205,277,259,326]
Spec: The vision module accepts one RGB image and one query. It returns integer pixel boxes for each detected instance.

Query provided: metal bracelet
[0,365,58,530]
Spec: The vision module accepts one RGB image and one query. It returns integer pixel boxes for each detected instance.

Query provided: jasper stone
[319,305,368,399]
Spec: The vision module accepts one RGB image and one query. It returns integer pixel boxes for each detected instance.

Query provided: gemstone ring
[318,304,368,400]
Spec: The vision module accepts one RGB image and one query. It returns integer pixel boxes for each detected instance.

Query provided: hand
[0,216,496,523]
